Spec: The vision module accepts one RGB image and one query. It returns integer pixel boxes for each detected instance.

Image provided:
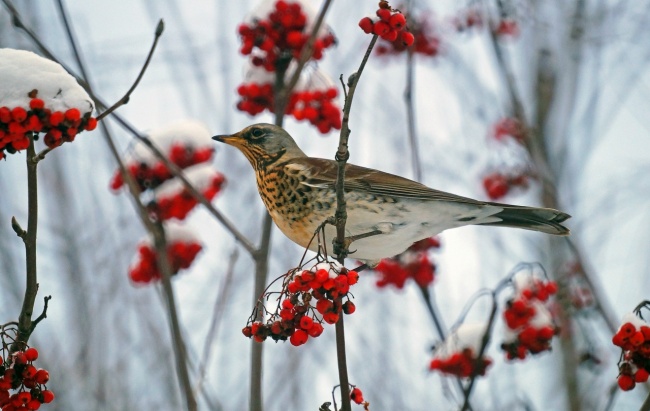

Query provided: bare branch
[2,0,257,255]
[96,19,165,121]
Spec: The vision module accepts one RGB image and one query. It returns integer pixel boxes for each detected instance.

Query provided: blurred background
[1,0,649,410]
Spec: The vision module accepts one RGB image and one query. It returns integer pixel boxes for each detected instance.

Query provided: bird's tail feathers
[478,203,570,236]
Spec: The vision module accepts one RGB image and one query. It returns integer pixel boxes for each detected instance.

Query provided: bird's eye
[251,128,264,139]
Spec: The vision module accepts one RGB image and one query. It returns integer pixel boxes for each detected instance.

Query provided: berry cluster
[243,263,358,346]
[501,277,559,360]
[358,2,414,47]
[429,347,492,378]
[0,347,54,410]
[482,171,528,200]
[290,88,341,133]
[110,142,214,191]
[0,92,97,161]
[452,8,484,32]
[374,237,440,289]
[494,18,519,38]
[129,233,203,284]
[236,81,342,134]
[429,323,493,378]
[493,117,525,143]
[237,0,335,72]
[375,16,440,57]
[150,169,225,221]
[612,311,650,391]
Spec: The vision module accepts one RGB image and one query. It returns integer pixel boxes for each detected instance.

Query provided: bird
[213,123,570,264]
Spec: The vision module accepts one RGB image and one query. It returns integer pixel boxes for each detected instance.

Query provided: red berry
[635,368,650,383]
[389,13,406,29]
[381,29,398,42]
[34,369,49,384]
[618,374,635,391]
[342,301,356,315]
[299,316,314,330]
[41,390,54,404]
[29,99,45,110]
[0,107,10,123]
[64,108,81,122]
[350,387,364,404]
[358,17,374,34]
[376,8,391,22]
[13,351,27,365]
[290,329,309,346]
[49,111,64,126]
[26,399,41,410]
[400,31,415,47]
[483,173,509,200]
[85,117,98,131]
[323,311,339,324]
[308,322,324,337]
[242,326,252,337]
[23,364,37,379]
[373,21,391,36]
[11,107,27,122]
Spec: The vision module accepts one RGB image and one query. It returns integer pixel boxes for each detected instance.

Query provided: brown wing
[283,157,486,205]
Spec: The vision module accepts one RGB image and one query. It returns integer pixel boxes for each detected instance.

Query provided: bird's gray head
[213,123,306,169]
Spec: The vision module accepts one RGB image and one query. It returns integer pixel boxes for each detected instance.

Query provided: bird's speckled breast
[255,165,335,247]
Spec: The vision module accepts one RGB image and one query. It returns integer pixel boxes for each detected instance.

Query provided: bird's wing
[283,157,486,204]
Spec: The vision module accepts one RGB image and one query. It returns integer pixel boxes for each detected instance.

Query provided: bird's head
[213,123,306,170]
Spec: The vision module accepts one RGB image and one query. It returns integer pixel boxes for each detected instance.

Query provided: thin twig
[640,391,650,411]
[404,47,422,182]
[96,19,164,121]
[2,0,256,255]
[29,295,51,332]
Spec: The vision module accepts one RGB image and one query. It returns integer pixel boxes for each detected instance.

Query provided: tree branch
[2,0,257,255]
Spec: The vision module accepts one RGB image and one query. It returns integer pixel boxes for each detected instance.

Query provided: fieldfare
[213,123,570,264]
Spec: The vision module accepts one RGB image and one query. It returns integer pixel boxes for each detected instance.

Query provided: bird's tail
[478,203,571,236]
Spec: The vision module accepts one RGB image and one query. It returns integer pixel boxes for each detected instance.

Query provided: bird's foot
[332,229,383,260]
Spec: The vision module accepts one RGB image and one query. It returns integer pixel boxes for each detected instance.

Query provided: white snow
[0,48,94,113]
[153,162,221,199]
[138,221,202,247]
[127,120,213,165]
[436,322,488,356]
[619,312,648,330]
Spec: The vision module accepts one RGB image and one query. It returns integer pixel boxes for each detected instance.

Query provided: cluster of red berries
[289,88,341,133]
[350,387,364,405]
[236,83,342,134]
[429,347,492,378]
[501,278,559,360]
[375,16,440,57]
[128,238,203,284]
[243,264,358,346]
[493,117,525,142]
[150,172,225,220]
[358,2,414,47]
[236,83,274,116]
[494,19,519,38]
[452,8,484,32]
[110,143,214,191]
[612,312,650,391]
[0,93,97,161]
[0,347,54,410]
[237,0,335,72]
[482,171,528,200]
[374,237,440,289]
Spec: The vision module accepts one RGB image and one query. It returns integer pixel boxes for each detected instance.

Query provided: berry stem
[335,304,352,411]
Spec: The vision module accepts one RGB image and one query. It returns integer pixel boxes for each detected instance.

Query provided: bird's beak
[212,132,242,147]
